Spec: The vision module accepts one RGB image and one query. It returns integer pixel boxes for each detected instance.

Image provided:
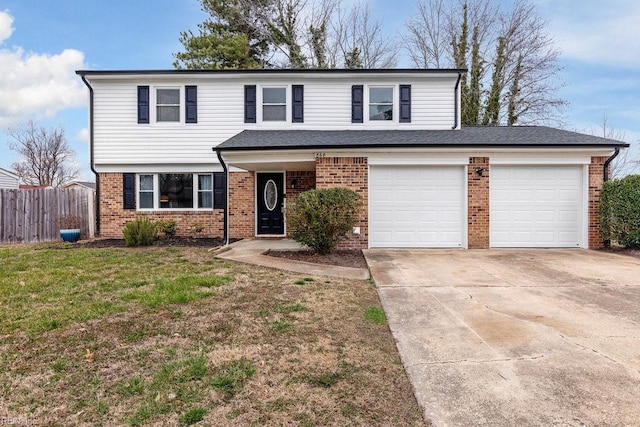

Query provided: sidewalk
[215,239,370,280]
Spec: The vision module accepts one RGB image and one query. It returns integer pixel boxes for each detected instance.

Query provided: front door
[257,173,285,235]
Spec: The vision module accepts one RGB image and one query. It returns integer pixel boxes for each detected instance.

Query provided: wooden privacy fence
[0,188,95,244]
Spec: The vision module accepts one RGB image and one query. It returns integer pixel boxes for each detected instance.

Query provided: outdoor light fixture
[475,167,486,176]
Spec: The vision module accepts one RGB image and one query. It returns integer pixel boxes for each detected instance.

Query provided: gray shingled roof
[217,126,627,151]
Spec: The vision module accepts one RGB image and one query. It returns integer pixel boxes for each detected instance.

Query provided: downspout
[80,75,100,236]
[214,148,229,245]
[452,72,463,130]
[603,147,620,182]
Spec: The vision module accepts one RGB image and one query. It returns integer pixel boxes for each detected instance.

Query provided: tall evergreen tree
[483,36,506,125]
[173,0,272,69]
[464,25,483,125]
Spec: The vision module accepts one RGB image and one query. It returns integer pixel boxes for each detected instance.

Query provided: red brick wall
[589,156,607,249]
[315,157,368,249]
[286,170,316,201]
[98,173,223,238]
[468,157,490,249]
[228,171,255,239]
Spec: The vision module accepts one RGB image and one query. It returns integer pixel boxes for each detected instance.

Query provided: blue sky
[0,0,638,180]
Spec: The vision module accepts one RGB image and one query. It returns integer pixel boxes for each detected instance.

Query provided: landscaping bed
[265,249,368,269]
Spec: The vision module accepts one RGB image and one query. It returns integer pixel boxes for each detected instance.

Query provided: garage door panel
[491,165,584,248]
[370,165,465,248]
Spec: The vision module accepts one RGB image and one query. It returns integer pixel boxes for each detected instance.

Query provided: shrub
[123,217,158,246]
[600,174,640,248]
[287,188,361,255]
[59,214,82,229]
[157,219,177,238]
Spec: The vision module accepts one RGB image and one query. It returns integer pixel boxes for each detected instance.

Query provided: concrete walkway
[215,239,370,280]
[364,249,640,426]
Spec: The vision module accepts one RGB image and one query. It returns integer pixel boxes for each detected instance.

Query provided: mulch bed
[600,247,640,260]
[266,249,368,269]
[77,237,226,248]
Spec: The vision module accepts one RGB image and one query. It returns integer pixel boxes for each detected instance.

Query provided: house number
[314,152,326,158]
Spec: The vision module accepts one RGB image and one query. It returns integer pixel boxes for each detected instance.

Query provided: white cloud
[0,11,86,127]
[0,10,13,43]
[76,127,89,143]
[540,0,640,69]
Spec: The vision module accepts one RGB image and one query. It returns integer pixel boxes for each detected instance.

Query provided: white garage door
[369,165,465,248]
[490,165,584,248]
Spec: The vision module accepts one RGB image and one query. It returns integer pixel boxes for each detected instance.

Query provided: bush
[287,188,361,255]
[123,217,158,246]
[600,174,640,248]
[157,219,177,238]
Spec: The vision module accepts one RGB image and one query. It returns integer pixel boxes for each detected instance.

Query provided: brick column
[228,171,255,239]
[315,157,368,249]
[588,156,608,249]
[468,157,490,249]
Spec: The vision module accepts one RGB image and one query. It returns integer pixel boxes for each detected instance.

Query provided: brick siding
[228,171,255,239]
[468,157,490,249]
[588,156,608,249]
[98,173,223,238]
[315,157,368,250]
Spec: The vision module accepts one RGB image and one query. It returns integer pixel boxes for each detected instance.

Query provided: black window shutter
[399,84,411,123]
[123,173,136,210]
[137,86,149,124]
[213,172,227,209]
[351,85,363,123]
[185,85,197,123]
[292,85,304,123]
[244,85,256,123]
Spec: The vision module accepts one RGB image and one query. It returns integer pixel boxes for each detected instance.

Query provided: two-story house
[76,69,626,249]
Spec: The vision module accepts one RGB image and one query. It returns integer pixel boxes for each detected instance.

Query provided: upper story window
[262,87,286,121]
[138,85,197,124]
[369,87,393,121]
[156,88,180,122]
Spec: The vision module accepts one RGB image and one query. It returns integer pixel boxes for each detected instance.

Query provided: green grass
[180,407,207,425]
[0,245,232,335]
[364,306,387,325]
[0,244,424,426]
[211,358,255,398]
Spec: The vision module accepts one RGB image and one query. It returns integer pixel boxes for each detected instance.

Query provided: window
[137,173,217,210]
[369,87,393,121]
[198,175,213,208]
[262,87,286,121]
[139,175,154,209]
[156,88,180,122]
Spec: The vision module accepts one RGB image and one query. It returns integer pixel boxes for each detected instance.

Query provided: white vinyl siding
[490,165,585,248]
[369,165,465,248]
[0,170,19,189]
[90,75,458,169]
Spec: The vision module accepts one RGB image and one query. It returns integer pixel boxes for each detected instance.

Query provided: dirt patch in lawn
[266,249,368,269]
[0,245,424,426]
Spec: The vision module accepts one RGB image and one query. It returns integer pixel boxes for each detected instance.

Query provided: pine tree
[463,25,483,125]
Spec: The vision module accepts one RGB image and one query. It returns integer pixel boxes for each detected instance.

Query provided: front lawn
[0,244,423,426]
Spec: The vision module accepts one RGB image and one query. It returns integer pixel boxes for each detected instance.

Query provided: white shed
[0,168,19,189]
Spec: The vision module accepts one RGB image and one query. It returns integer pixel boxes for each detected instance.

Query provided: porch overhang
[221,150,316,172]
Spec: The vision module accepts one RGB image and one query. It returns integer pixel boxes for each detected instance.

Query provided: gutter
[603,148,620,182]
[79,74,100,236]
[214,148,229,245]
[452,72,463,130]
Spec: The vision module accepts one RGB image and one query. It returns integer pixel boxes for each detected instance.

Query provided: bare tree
[331,2,397,68]
[592,113,638,179]
[7,120,79,187]
[404,0,565,125]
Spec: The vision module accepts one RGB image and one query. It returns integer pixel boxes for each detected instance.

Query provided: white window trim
[366,85,397,124]
[136,173,214,211]
[153,86,183,124]
[259,85,289,124]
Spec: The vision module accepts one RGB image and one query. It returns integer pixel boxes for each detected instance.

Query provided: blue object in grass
[60,229,81,243]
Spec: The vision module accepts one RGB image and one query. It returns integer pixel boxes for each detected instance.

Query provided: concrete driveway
[363,249,640,426]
